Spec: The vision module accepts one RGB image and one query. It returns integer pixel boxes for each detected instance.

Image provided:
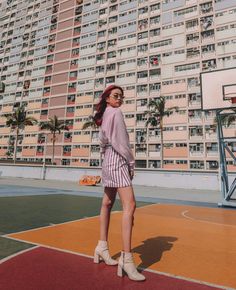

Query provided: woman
[93,85,145,281]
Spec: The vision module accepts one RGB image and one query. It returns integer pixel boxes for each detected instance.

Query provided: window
[190,160,204,169]
[175,63,200,72]
[150,39,171,49]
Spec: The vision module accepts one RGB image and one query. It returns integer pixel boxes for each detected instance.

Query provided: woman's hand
[129,169,134,180]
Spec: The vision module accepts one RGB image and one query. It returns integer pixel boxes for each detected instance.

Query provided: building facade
[0,0,235,171]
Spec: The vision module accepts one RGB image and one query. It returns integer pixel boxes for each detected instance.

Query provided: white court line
[144,268,233,290]
[3,236,94,261]
[2,203,233,290]
[3,202,157,238]
[3,214,101,238]
[182,210,236,228]
[0,246,39,265]
[1,237,231,290]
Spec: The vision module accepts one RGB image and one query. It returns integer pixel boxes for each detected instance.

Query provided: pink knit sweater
[99,106,135,170]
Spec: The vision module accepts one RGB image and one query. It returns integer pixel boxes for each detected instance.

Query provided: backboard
[200,67,236,111]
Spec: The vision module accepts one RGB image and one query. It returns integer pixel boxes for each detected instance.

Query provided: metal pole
[42,134,47,180]
[216,111,226,200]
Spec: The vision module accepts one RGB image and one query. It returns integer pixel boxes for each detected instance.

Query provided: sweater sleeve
[99,129,107,155]
[110,109,135,170]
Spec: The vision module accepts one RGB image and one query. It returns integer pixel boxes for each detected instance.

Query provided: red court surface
[2,203,236,289]
[0,247,223,290]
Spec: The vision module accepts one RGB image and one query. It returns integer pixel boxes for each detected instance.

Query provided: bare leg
[100,187,117,241]
[117,186,136,252]
[94,187,118,265]
[116,186,145,280]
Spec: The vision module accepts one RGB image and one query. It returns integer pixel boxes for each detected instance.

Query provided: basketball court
[0,67,236,289]
[0,184,236,290]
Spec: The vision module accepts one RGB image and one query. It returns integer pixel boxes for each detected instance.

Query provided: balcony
[188,100,201,108]
[0,138,9,145]
[122,103,136,112]
[206,150,218,157]
[189,150,204,157]
[72,134,91,143]
[91,136,99,143]
[91,151,100,158]
[149,151,161,157]
[205,132,217,140]
[189,116,202,124]
[136,151,147,157]
[71,160,89,167]
[137,90,148,98]
[124,118,135,127]
[22,136,38,145]
[137,105,147,112]
[189,132,204,140]
[72,147,89,157]
[0,127,11,134]
[75,95,93,104]
[186,24,199,33]
[68,87,76,93]
[1,105,13,113]
[150,8,161,16]
[66,112,75,118]
[24,125,39,133]
[200,7,213,15]
[40,114,48,121]
[22,148,36,157]
[137,77,148,84]
[202,50,216,58]
[136,120,146,127]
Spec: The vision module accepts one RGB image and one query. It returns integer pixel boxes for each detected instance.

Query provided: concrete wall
[0,163,234,191]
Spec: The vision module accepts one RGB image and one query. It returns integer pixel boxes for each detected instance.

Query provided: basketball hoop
[200,68,236,110]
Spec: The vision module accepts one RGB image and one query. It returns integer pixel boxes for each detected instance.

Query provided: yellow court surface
[7,204,236,289]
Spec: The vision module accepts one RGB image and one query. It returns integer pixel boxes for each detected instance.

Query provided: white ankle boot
[94,240,118,266]
[117,251,145,281]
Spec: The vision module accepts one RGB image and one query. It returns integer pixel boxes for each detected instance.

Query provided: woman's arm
[110,109,135,171]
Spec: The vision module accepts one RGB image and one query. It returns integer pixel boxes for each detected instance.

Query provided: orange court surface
[1,203,236,290]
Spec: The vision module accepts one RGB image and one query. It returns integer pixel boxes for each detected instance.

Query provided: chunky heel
[94,241,118,266]
[94,252,100,264]
[117,264,123,277]
[117,251,145,281]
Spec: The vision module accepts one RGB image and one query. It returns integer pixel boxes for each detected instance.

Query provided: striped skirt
[102,146,132,188]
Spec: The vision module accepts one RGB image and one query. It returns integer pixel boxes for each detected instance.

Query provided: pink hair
[94,85,124,126]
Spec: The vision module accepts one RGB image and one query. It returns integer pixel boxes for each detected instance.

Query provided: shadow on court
[112,236,177,270]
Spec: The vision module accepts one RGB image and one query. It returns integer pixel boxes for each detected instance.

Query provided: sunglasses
[110,94,125,100]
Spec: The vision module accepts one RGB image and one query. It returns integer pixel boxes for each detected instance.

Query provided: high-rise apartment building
[0,0,235,172]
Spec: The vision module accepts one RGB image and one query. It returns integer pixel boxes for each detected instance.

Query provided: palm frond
[145,116,159,127]
[82,116,97,130]
[4,104,38,129]
[221,114,236,127]
[82,121,95,130]
[214,109,236,128]
[144,97,179,128]
[40,122,54,131]
[40,115,69,133]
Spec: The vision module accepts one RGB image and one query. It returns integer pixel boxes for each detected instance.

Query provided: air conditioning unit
[0,81,5,93]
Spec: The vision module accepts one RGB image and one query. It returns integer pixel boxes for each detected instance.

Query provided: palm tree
[144,97,178,168]
[40,115,69,164]
[4,104,38,163]
[82,115,98,130]
[217,109,236,128]
[0,81,5,93]
[5,150,13,159]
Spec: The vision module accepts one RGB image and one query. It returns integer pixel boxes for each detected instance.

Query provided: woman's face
[106,88,124,108]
